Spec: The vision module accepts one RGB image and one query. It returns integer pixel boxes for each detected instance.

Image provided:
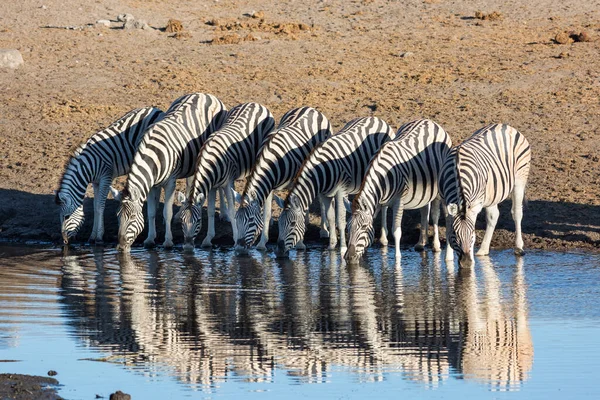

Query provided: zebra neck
[59,155,99,202]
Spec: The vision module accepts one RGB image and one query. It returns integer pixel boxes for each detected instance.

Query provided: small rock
[165,19,183,33]
[117,13,135,23]
[95,19,111,28]
[571,30,592,42]
[554,31,572,44]
[109,391,131,400]
[0,49,24,69]
[41,5,48,9]
[400,51,414,58]
[47,370,57,376]
[124,19,150,30]
[250,10,265,19]
[557,51,569,59]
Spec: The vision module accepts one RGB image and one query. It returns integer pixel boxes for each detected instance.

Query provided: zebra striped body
[234,107,332,252]
[439,124,531,266]
[179,102,275,250]
[276,117,395,255]
[55,107,164,244]
[345,119,453,263]
[113,93,227,252]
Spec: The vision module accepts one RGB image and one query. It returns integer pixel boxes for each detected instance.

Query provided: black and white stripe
[178,102,275,250]
[55,107,164,244]
[234,107,332,252]
[276,117,395,255]
[345,119,453,263]
[439,123,531,266]
[112,93,227,252]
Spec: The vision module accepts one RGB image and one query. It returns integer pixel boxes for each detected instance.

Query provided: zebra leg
[319,194,330,238]
[476,204,500,256]
[379,205,389,246]
[431,198,442,252]
[219,187,230,222]
[336,192,348,252]
[89,182,100,243]
[144,186,161,248]
[512,179,527,256]
[392,200,405,259]
[415,203,430,251]
[322,196,337,250]
[225,183,237,242]
[201,188,218,247]
[257,192,273,251]
[445,209,455,262]
[162,177,177,249]
[91,177,111,245]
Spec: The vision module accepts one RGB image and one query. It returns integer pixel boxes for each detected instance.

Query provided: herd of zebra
[55,92,531,267]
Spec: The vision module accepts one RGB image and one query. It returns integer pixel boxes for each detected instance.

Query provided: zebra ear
[176,191,187,205]
[447,203,458,217]
[343,196,352,213]
[195,193,205,207]
[110,186,122,202]
[274,195,285,209]
[289,194,301,209]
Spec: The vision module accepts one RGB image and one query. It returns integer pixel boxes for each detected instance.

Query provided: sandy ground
[0,0,599,251]
[0,373,60,400]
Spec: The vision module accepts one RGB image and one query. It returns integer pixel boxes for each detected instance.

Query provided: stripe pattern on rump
[55,106,164,243]
[235,106,332,249]
[277,116,396,253]
[346,119,453,261]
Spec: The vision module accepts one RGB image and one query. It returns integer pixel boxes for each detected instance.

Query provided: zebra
[55,107,164,245]
[439,123,531,267]
[178,102,275,251]
[345,119,453,263]
[234,106,332,253]
[110,93,227,252]
[276,117,396,256]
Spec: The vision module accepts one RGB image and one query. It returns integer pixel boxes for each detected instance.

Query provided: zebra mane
[56,141,89,195]
[282,140,328,209]
[454,147,467,210]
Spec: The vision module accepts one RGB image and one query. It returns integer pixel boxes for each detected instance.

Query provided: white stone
[95,19,111,28]
[124,19,150,30]
[117,13,135,22]
[0,49,24,69]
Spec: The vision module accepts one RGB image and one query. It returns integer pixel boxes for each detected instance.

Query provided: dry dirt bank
[0,0,599,252]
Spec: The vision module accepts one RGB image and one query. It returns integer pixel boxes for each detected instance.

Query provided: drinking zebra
[234,106,332,253]
[55,107,164,245]
[276,117,396,256]
[345,119,453,263]
[110,93,227,252]
[178,102,275,250]
[439,123,531,266]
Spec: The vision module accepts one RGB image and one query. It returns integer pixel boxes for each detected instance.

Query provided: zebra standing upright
[234,107,332,253]
[178,102,275,250]
[110,93,227,252]
[276,117,396,256]
[439,123,531,267]
[345,119,453,263]
[55,107,164,245]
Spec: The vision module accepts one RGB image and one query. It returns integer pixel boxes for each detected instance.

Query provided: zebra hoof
[163,240,174,249]
[414,244,425,252]
[295,242,306,251]
[514,248,525,257]
[201,240,213,248]
[432,243,441,252]
[319,229,330,239]
[256,244,267,251]
[143,240,156,249]
[93,239,105,246]
[475,249,489,256]
[380,238,389,246]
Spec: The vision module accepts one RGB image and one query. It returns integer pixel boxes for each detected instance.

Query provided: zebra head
[234,196,263,254]
[276,194,305,257]
[178,192,204,252]
[345,197,375,263]
[113,187,144,252]
[55,191,84,244]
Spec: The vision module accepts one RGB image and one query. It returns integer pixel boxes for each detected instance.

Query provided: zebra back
[189,102,275,203]
[241,106,332,207]
[125,93,227,201]
[354,119,453,212]
[286,116,395,211]
[56,106,164,208]
[440,124,530,211]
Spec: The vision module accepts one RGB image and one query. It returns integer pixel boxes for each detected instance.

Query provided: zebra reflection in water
[58,249,532,390]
